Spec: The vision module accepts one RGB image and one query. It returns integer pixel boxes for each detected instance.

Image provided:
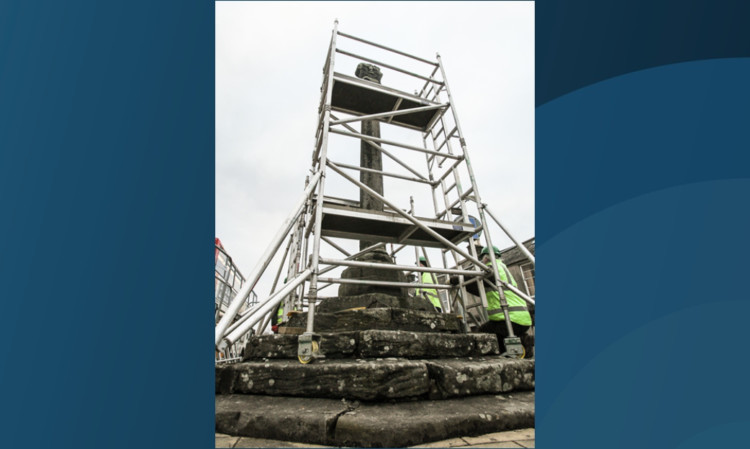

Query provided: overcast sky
[216,1,534,301]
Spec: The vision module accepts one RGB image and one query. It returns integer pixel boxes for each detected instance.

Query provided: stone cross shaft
[355,63,384,251]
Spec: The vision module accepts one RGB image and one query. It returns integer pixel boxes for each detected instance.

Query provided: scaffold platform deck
[320,202,476,248]
[331,72,443,131]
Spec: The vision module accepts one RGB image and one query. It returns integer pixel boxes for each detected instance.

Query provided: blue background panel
[0,0,749,448]
[0,1,214,448]
[537,58,750,447]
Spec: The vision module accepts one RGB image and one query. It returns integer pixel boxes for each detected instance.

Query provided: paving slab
[235,436,330,448]
[462,429,535,444]
[217,428,536,448]
[215,434,239,448]
[216,393,534,448]
[467,443,523,448]
[410,437,469,447]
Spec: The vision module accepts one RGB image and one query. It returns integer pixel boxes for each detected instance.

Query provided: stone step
[426,357,535,399]
[285,307,464,333]
[216,357,534,401]
[217,358,429,401]
[315,292,435,314]
[243,330,499,360]
[216,391,535,448]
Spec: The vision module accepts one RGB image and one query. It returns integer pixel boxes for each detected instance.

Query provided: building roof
[499,237,535,266]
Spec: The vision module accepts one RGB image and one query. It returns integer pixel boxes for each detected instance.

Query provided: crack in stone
[326,399,361,444]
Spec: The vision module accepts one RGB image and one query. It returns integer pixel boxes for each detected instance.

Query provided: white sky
[216,1,534,301]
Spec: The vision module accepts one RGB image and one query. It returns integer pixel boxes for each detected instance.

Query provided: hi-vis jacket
[417,272,441,309]
[276,304,284,324]
[486,260,532,326]
[276,302,296,324]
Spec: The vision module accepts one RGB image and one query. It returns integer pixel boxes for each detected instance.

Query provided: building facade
[215,238,257,363]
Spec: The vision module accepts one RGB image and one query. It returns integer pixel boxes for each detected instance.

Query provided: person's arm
[451,275,493,296]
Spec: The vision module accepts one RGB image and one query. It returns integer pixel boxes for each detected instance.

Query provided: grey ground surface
[216,392,534,448]
[216,428,535,448]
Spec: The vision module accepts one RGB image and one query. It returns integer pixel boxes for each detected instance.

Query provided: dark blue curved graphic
[538,58,750,244]
[537,58,750,447]
[537,0,750,104]
[2,0,749,447]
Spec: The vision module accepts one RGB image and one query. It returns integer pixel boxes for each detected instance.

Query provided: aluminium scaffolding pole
[434,53,523,356]
[296,20,340,363]
[226,22,533,363]
[215,170,321,347]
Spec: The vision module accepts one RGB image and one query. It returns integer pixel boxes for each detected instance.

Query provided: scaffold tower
[215,21,535,363]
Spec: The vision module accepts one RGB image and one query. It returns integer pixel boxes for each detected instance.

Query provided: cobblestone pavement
[216,428,534,448]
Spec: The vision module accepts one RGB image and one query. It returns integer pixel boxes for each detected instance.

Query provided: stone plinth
[217,356,534,401]
[316,292,434,313]
[286,307,463,333]
[217,358,430,400]
[425,357,536,399]
[242,330,500,360]
[216,392,535,448]
[337,250,408,297]
[357,330,499,358]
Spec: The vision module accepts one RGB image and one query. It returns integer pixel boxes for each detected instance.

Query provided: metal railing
[214,21,535,360]
[215,243,257,364]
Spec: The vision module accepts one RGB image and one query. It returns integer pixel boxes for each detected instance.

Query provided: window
[520,262,535,297]
[216,259,226,278]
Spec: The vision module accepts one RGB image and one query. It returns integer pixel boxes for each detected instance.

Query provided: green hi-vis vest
[417,272,441,309]
[278,303,297,324]
[486,260,532,326]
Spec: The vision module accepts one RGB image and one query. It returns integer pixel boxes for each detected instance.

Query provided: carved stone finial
[355,63,383,83]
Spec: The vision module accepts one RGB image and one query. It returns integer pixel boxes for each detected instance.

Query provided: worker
[416,256,442,312]
[271,277,290,334]
[452,246,532,353]
[271,302,284,333]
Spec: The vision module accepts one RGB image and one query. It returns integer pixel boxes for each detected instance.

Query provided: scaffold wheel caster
[297,340,319,364]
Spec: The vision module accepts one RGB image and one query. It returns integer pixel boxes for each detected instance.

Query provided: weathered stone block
[338,250,408,297]
[243,333,359,360]
[521,326,535,358]
[216,392,535,448]
[332,392,535,447]
[216,364,235,395]
[425,357,535,399]
[223,359,430,400]
[215,395,346,446]
[242,330,498,361]
[242,330,500,361]
[355,63,383,83]
[316,292,434,313]
[357,330,499,358]
[391,308,463,333]
[287,307,463,333]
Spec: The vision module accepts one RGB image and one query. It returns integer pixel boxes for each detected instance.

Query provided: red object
[215,237,224,263]
[271,324,279,333]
